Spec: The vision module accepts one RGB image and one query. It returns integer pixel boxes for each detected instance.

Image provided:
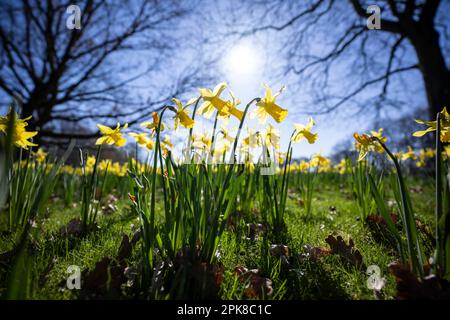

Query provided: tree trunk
[408,24,450,120]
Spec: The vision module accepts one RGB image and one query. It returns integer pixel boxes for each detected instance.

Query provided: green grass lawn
[1,175,434,300]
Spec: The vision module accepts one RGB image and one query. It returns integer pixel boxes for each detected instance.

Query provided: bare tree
[209,0,449,120]
[0,0,206,142]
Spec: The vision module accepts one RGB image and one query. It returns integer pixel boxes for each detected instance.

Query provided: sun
[223,42,262,78]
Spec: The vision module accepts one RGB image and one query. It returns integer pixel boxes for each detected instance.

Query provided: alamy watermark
[66,265,81,290]
[366,265,386,291]
[367,5,381,30]
[66,4,82,30]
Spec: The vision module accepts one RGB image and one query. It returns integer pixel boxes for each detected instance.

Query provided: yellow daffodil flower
[86,155,96,168]
[0,111,38,149]
[243,128,261,148]
[310,154,331,168]
[424,148,436,158]
[129,132,150,146]
[14,124,38,150]
[413,107,450,142]
[172,98,196,129]
[220,89,243,121]
[333,158,347,175]
[353,128,386,161]
[353,133,375,161]
[192,132,212,150]
[98,159,112,171]
[96,123,128,147]
[251,84,288,124]
[264,124,280,149]
[277,152,285,165]
[198,82,230,118]
[34,148,47,163]
[160,135,173,157]
[146,139,155,151]
[292,117,318,144]
[141,112,164,135]
[401,146,417,161]
[298,160,310,173]
[219,125,235,143]
[163,135,174,148]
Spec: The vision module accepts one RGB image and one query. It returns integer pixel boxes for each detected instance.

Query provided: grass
[1,174,434,300]
[1,97,446,300]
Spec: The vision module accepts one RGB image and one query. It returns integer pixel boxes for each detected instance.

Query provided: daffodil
[416,160,426,168]
[146,139,155,151]
[213,140,231,163]
[292,118,318,144]
[96,123,128,147]
[413,107,450,142]
[333,158,347,175]
[161,136,173,156]
[414,148,435,166]
[424,148,436,158]
[370,128,387,146]
[353,128,386,161]
[13,124,38,149]
[310,154,331,168]
[264,124,280,149]
[34,148,47,163]
[219,125,235,143]
[277,152,285,165]
[298,160,310,173]
[129,132,155,151]
[220,90,243,122]
[162,135,174,148]
[221,140,231,153]
[401,146,417,161]
[243,128,260,148]
[353,133,375,161]
[172,98,196,129]
[61,165,75,175]
[198,82,230,118]
[0,111,38,149]
[141,112,164,135]
[192,132,212,150]
[86,155,96,168]
[129,132,150,146]
[251,84,288,124]
[98,159,112,171]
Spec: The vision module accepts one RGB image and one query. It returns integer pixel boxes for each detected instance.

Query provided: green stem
[186,97,201,163]
[375,137,424,277]
[435,111,442,275]
[209,111,220,162]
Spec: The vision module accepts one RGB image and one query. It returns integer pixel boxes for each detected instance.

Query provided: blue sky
[158,0,437,161]
[2,0,446,161]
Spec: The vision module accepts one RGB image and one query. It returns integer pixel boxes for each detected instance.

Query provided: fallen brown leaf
[325,235,364,269]
[235,266,273,298]
[270,244,289,257]
[389,262,450,299]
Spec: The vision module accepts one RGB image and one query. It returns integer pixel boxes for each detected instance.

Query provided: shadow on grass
[286,258,350,299]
